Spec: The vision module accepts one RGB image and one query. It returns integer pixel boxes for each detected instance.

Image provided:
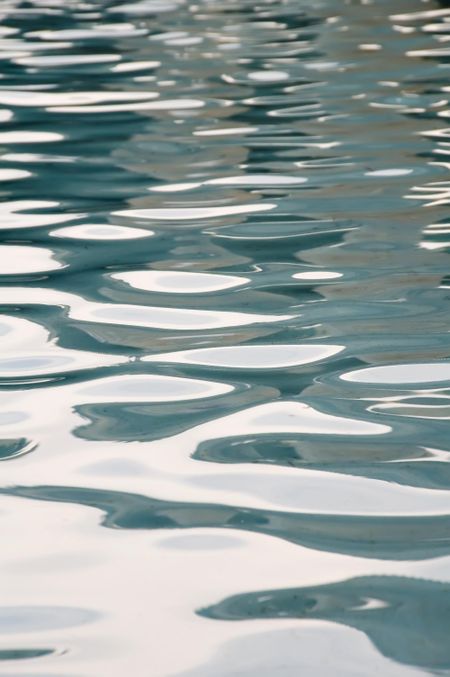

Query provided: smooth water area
[0,0,449,674]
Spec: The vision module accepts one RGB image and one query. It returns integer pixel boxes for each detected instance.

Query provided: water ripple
[0,0,449,673]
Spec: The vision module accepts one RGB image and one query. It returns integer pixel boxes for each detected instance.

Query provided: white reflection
[0,110,13,122]
[150,182,202,193]
[358,43,382,51]
[0,168,30,181]
[390,9,450,21]
[26,25,147,40]
[86,303,292,331]
[0,131,63,143]
[151,175,307,192]
[112,60,160,72]
[0,245,62,274]
[112,270,249,293]
[247,70,290,82]
[48,99,204,114]
[293,271,342,281]
[144,344,344,369]
[157,533,243,551]
[194,126,257,137]
[51,224,153,240]
[113,204,276,220]
[107,0,183,15]
[190,401,390,439]
[365,168,413,177]
[0,90,159,106]
[207,174,307,186]
[0,288,293,331]
[78,374,233,402]
[0,315,127,377]
[341,363,450,385]
[150,31,187,41]
[0,200,81,229]
[14,54,121,67]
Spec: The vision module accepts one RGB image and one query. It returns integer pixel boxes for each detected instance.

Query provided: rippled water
[0,0,450,674]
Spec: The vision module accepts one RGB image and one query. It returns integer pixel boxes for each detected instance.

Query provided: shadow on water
[199,575,450,672]
[194,433,450,491]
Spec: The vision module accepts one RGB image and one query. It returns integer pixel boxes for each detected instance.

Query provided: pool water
[0,0,449,674]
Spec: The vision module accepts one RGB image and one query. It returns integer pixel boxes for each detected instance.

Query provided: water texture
[0,0,449,674]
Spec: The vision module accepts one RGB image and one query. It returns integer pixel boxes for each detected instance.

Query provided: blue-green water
[0,0,449,674]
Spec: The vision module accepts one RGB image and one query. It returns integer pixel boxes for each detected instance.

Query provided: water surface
[0,0,449,674]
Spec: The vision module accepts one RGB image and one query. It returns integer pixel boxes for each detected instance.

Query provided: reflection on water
[0,0,449,674]
[4,483,450,560]
[199,575,450,672]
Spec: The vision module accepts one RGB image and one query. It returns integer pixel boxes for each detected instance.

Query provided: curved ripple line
[3,485,450,561]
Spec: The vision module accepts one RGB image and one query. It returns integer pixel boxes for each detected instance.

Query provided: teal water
[0,0,449,674]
